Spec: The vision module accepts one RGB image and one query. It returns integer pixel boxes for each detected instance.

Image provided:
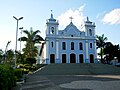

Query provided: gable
[62,22,81,36]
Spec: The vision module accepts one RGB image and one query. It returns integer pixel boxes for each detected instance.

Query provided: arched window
[90,43,92,48]
[79,42,83,50]
[70,53,76,63]
[51,42,53,48]
[79,54,84,63]
[62,42,66,50]
[89,29,92,36]
[51,27,54,34]
[71,42,74,50]
[90,54,94,63]
[50,54,55,63]
[62,54,66,63]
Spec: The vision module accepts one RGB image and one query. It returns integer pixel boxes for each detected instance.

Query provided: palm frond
[33,30,40,36]
[18,37,28,41]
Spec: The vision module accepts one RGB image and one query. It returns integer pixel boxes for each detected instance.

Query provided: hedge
[0,64,16,90]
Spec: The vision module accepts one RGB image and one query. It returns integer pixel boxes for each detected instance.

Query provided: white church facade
[39,13,98,64]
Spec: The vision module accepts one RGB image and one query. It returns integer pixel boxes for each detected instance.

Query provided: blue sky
[0,0,120,50]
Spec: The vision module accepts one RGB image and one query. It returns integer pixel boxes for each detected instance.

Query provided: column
[85,40,89,63]
[94,41,98,63]
[56,39,59,63]
[46,39,49,64]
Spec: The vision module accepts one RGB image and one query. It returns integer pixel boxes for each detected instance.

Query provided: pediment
[63,22,81,36]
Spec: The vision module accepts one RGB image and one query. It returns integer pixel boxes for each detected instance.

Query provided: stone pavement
[12,74,120,90]
[45,75,120,90]
[16,74,120,90]
[19,75,61,90]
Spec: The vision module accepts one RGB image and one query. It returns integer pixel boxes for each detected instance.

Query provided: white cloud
[102,8,120,24]
[57,5,86,30]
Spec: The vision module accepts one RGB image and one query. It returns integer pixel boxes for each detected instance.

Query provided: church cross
[51,10,53,13]
[69,16,73,22]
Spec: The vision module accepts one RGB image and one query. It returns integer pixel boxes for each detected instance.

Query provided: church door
[90,54,94,63]
[79,54,84,63]
[50,54,55,63]
[62,54,66,63]
[70,53,76,63]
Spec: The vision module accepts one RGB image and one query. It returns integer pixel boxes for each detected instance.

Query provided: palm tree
[18,27,44,59]
[96,34,108,62]
[4,41,11,61]
[0,49,4,63]
[5,49,14,65]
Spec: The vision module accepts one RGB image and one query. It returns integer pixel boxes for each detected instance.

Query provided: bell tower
[46,12,59,36]
[84,17,96,37]
[45,12,59,64]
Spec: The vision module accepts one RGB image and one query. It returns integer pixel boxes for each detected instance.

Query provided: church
[38,13,98,64]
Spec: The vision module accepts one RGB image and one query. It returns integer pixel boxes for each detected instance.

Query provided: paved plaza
[12,64,120,90]
[14,72,120,90]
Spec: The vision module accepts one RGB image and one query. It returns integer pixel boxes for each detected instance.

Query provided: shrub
[0,64,16,90]
[26,58,36,65]
[17,64,24,68]
[14,69,23,80]
[24,64,31,70]
[23,68,29,74]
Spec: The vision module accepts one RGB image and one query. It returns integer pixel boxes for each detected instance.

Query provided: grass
[36,63,120,75]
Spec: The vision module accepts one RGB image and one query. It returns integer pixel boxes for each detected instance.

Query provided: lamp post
[19,27,23,53]
[13,16,23,68]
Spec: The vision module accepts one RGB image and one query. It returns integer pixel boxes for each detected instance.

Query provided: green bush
[0,64,16,90]
[26,58,36,65]
[24,64,31,70]
[14,69,23,80]
[23,68,29,74]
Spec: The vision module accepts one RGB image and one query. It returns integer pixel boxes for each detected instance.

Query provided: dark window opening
[51,42,53,48]
[70,53,76,63]
[71,42,74,50]
[79,54,84,63]
[51,27,54,34]
[90,43,92,48]
[62,54,66,63]
[79,42,83,50]
[89,29,92,36]
[62,42,66,50]
[71,35,73,37]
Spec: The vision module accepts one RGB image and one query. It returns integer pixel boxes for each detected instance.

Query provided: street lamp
[19,27,23,53]
[13,16,23,68]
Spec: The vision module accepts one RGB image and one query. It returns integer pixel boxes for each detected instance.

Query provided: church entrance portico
[50,54,55,63]
[70,53,76,63]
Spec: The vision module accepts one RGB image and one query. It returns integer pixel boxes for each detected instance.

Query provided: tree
[96,34,108,62]
[18,27,44,59]
[5,49,14,65]
[0,49,4,63]
[104,42,120,63]
[4,41,11,62]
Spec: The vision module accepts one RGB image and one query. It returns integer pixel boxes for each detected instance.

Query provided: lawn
[36,63,120,75]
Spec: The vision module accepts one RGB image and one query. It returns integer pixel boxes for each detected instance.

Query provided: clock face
[51,27,54,34]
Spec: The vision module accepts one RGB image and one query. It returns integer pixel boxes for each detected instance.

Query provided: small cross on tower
[51,10,53,13]
[50,10,53,19]
[69,16,73,22]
